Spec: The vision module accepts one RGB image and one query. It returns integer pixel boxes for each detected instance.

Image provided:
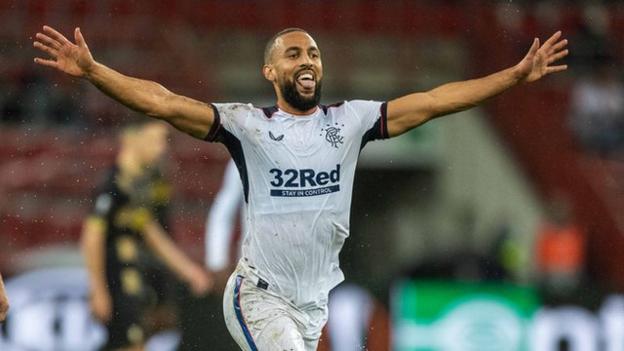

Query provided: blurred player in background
[0,273,8,322]
[34,25,567,350]
[81,121,212,351]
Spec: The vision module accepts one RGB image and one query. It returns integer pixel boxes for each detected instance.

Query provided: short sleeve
[84,191,113,233]
[92,192,113,218]
[204,103,254,143]
[347,100,388,148]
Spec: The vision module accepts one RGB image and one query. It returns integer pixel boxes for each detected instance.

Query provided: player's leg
[102,317,146,351]
[223,272,307,351]
[223,273,257,350]
[255,315,305,351]
[101,290,147,351]
[303,335,322,351]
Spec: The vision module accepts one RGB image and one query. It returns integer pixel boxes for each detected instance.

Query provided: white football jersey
[206,100,388,306]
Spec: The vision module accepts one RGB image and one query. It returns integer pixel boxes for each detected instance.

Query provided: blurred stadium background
[1,0,623,350]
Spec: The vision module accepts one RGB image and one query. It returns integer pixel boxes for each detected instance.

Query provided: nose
[299,53,313,66]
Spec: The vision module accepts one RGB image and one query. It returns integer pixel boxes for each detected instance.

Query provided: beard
[280,77,322,111]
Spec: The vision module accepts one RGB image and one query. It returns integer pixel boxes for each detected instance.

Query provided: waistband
[236,258,271,291]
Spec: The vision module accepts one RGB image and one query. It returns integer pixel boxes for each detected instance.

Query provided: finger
[549,39,568,54]
[42,25,71,45]
[527,37,539,57]
[33,41,58,57]
[35,32,61,49]
[547,49,569,64]
[542,30,562,50]
[74,27,88,49]
[33,57,58,68]
[546,65,568,74]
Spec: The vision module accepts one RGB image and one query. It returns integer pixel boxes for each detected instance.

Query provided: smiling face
[263,30,323,114]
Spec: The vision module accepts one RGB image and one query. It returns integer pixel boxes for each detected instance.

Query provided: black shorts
[101,293,150,350]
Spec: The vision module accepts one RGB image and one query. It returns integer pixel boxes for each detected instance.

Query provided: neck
[276,99,317,116]
[276,92,318,116]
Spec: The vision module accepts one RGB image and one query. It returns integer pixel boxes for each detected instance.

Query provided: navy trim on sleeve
[204,104,223,142]
[320,102,344,115]
[379,101,388,139]
[359,102,389,151]
[222,130,250,203]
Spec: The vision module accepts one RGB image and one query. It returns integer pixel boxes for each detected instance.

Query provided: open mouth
[295,71,316,91]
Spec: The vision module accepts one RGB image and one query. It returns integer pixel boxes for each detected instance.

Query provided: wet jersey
[206,100,388,306]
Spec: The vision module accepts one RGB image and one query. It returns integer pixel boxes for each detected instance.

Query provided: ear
[262,64,275,82]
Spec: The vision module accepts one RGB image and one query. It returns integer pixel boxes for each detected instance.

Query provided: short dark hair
[119,120,164,138]
[264,27,309,64]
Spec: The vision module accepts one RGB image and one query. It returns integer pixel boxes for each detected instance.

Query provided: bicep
[386,92,435,137]
[156,93,216,139]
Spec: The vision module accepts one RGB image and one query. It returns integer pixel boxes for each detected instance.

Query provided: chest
[245,114,358,163]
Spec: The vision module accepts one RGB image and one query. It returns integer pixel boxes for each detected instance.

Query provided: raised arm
[33,26,213,139]
[0,273,8,323]
[386,31,569,137]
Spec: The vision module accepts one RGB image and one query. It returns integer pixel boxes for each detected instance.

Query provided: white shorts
[222,261,328,351]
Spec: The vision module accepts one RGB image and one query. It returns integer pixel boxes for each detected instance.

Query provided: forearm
[426,65,522,118]
[80,223,108,293]
[387,65,523,136]
[86,62,173,119]
[143,221,203,283]
[85,62,212,138]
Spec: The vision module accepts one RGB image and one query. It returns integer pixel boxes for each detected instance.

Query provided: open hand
[515,31,569,83]
[33,26,94,77]
[188,268,214,296]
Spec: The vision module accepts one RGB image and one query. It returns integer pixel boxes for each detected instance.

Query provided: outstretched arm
[33,26,213,139]
[386,31,568,137]
[0,273,8,323]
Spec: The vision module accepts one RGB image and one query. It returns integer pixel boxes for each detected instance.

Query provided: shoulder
[323,100,385,118]
[343,100,384,111]
[211,103,275,126]
[211,103,257,117]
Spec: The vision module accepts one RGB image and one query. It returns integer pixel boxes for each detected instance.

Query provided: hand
[515,31,569,83]
[0,289,8,323]
[33,26,95,77]
[90,289,112,323]
[187,268,214,296]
